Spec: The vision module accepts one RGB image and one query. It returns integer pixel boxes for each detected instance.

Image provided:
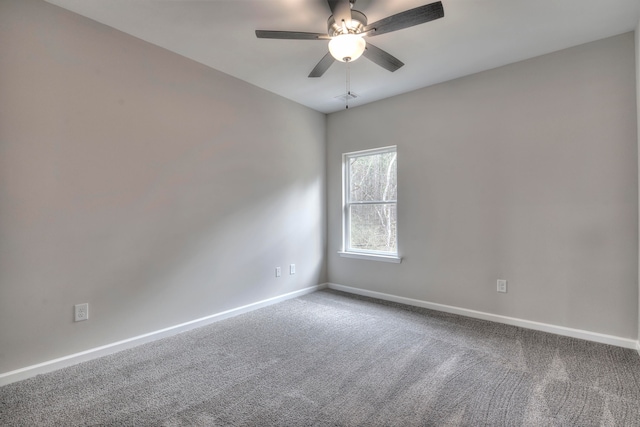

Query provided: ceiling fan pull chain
[346,58,350,109]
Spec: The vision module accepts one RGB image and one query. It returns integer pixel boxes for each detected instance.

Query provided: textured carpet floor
[1,289,639,426]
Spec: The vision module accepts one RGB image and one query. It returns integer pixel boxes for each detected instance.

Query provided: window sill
[338,251,402,263]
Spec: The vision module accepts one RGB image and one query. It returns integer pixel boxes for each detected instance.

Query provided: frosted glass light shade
[329,34,366,62]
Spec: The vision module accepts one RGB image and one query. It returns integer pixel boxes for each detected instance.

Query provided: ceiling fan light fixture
[328,34,366,62]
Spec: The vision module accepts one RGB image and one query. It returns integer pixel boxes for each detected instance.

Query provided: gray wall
[637,22,640,344]
[327,33,638,339]
[0,0,326,373]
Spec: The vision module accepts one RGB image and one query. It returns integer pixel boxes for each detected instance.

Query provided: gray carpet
[1,289,639,426]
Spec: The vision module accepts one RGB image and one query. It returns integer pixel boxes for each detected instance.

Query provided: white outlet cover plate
[74,303,89,321]
[497,280,507,293]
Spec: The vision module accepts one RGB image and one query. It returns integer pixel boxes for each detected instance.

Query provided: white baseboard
[2,282,635,387]
[326,283,639,350]
[0,284,326,387]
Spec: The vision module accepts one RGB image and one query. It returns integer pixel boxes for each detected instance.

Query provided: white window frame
[339,146,401,263]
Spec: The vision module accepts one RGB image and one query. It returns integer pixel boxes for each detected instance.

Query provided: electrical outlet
[74,303,89,322]
[290,264,295,275]
[275,267,281,277]
[497,280,507,293]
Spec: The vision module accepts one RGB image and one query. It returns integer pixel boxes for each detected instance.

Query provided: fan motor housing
[327,10,367,36]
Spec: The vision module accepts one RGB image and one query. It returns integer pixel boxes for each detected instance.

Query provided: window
[341,146,400,262]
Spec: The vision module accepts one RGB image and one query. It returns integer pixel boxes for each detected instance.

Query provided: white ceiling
[44,0,640,114]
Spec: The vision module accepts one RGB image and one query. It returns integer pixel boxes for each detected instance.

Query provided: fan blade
[255,30,330,40]
[309,52,336,78]
[363,43,404,72]
[363,1,444,37]
[327,0,352,26]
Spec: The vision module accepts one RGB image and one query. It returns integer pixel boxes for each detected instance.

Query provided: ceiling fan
[255,0,444,78]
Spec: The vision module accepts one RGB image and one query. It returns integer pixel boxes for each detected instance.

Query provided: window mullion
[347,200,396,205]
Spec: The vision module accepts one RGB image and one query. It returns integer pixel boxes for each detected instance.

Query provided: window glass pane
[349,204,397,253]
[349,152,397,202]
